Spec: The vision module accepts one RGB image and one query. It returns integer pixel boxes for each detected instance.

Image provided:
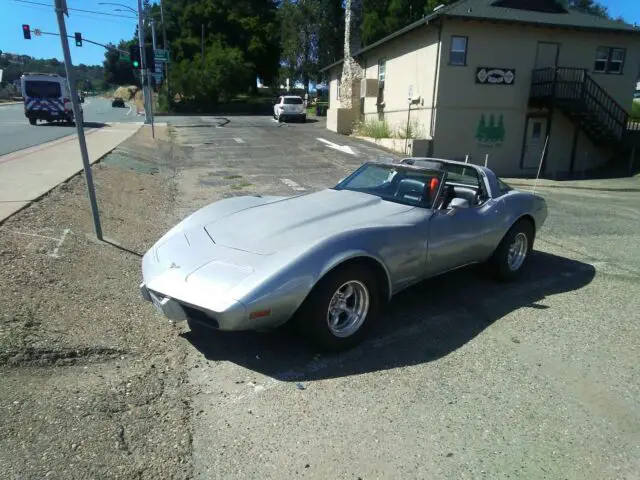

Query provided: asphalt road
[0,96,139,156]
[139,116,640,479]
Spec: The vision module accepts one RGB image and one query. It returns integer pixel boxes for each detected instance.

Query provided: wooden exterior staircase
[529,67,640,154]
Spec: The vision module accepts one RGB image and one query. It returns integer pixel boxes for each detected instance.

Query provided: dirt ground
[0,126,193,479]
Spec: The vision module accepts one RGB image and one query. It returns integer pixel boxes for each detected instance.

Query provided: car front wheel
[296,263,380,351]
[488,219,534,282]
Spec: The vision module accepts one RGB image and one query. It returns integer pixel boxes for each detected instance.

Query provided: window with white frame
[378,59,386,84]
[594,46,625,74]
[449,36,468,66]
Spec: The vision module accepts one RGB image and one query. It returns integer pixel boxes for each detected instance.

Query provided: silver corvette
[140,157,547,350]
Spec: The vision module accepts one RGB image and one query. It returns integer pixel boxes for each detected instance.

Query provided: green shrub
[395,119,425,139]
[631,100,640,120]
[356,118,392,139]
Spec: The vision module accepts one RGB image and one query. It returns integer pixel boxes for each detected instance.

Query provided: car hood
[204,189,414,254]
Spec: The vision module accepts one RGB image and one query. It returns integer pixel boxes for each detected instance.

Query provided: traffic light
[144,45,155,68]
[75,32,82,47]
[129,44,141,69]
[22,24,31,40]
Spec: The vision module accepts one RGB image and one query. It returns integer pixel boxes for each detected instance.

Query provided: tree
[278,0,345,90]
[160,0,280,91]
[361,0,457,46]
[564,0,609,17]
[317,0,345,69]
[102,40,138,86]
[171,41,250,107]
[278,0,320,91]
[0,52,105,89]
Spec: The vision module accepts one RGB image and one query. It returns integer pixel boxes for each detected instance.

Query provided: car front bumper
[139,282,255,331]
[279,113,306,121]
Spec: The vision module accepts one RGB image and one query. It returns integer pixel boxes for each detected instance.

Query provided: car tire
[488,219,534,282]
[295,263,380,352]
[29,118,37,125]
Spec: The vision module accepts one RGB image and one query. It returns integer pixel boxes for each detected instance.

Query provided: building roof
[446,0,638,31]
[321,0,639,73]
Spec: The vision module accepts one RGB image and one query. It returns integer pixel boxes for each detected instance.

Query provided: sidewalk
[504,175,640,192]
[0,122,143,222]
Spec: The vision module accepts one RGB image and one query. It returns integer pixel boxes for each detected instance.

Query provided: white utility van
[20,72,78,125]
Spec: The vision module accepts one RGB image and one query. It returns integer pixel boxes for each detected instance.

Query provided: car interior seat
[395,178,425,202]
[452,186,479,206]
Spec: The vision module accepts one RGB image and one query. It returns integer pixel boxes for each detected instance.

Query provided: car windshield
[335,162,445,208]
[25,81,61,99]
[284,97,303,104]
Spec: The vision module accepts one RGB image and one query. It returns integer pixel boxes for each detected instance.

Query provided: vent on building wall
[491,0,568,14]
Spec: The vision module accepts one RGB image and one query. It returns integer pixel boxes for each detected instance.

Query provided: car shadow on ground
[181,251,595,381]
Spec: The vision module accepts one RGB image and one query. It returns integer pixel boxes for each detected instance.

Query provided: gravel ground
[3,115,639,479]
[0,126,193,479]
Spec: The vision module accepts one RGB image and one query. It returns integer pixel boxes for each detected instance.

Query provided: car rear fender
[497,191,546,240]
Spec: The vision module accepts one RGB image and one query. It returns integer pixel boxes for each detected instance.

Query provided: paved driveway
[158,116,640,479]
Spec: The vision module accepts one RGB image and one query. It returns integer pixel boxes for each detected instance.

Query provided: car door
[426,196,505,276]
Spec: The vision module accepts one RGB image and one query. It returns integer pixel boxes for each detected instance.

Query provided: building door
[535,42,560,69]
[522,117,548,169]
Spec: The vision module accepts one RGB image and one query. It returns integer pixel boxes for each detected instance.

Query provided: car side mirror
[447,197,469,215]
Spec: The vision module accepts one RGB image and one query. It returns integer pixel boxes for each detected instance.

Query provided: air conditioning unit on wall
[360,78,379,98]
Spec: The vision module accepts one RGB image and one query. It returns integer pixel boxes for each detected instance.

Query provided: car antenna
[532,135,549,195]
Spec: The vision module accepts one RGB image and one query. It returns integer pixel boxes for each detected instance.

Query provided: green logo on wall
[475,113,505,147]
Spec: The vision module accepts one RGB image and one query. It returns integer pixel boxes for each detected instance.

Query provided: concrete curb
[0,101,22,107]
[508,181,640,193]
[0,124,143,226]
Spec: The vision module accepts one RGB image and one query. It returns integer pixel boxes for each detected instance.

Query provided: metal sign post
[54,0,103,240]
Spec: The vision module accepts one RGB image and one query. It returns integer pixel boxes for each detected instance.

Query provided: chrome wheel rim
[507,232,528,271]
[326,280,370,338]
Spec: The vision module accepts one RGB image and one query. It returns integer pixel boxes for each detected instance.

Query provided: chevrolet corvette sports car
[140,157,547,351]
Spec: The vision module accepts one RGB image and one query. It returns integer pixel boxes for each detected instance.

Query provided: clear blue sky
[0,0,638,67]
[1,0,140,65]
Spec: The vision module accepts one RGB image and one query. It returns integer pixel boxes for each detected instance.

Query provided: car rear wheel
[488,219,534,282]
[28,118,37,125]
[296,263,380,351]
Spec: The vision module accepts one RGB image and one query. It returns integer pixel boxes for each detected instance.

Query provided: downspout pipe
[430,19,443,153]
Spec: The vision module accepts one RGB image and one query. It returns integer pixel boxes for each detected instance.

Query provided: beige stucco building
[322,0,640,177]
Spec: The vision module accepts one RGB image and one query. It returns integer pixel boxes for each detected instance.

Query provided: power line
[11,0,138,19]
[16,2,137,26]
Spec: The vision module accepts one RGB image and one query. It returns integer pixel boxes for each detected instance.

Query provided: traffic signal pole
[137,0,152,127]
[53,0,103,241]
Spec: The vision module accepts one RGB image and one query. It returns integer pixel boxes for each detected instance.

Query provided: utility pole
[160,0,170,105]
[137,0,151,125]
[53,0,103,240]
[151,20,157,50]
[148,20,157,138]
